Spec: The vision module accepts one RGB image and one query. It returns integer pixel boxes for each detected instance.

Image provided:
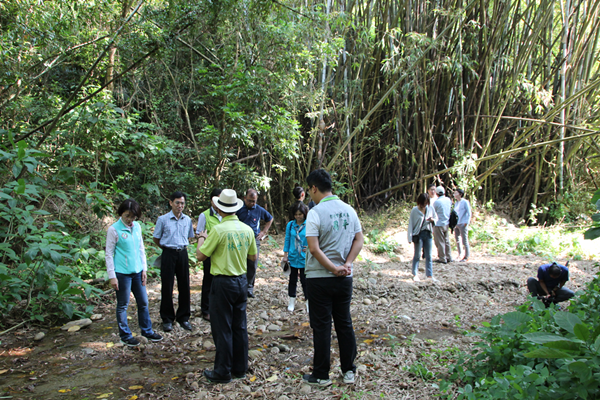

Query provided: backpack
[449,209,458,232]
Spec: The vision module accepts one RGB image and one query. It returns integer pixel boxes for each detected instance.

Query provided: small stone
[190,381,199,390]
[267,324,281,331]
[34,332,45,341]
[249,349,262,360]
[256,325,267,332]
[278,344,290,352]
[81,348,95,355]
[278,396,290,400]
[270,346,280,354]
[377,298,388,306]
[61,318,92,331]
[299,385,311,394]
[203,340,215,351]
[368,278,377,285]
[260,311,269,321]
[363,298,372,305]
[400,315,411,321]
[90,314,103,321]
[68,325,81,333]
[274,320,283,326]
[450,306,462,315]
[197,390,208,399]
[241,384,252,393]
[357,364,368,372]
[137,336,148,344]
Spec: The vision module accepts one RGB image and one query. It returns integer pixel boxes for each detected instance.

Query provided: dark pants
[201,257,213,315]
[527,277,575,303]
[306,277,357,380]
[246,241,260,293]
[209,275,248,378]
[288,267,306,298]
[160,248,191,324]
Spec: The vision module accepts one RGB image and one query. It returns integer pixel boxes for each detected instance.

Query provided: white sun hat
[212,189,244,213]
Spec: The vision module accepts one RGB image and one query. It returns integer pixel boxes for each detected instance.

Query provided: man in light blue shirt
[153,191,195,332]
[433,186,453,263]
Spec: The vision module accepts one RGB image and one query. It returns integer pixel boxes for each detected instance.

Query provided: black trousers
[201,257,213,315]
[246,241,260,291]
[306,277,357,379]
[160,248,191,324]
[209,275,248,378]
[288,267,306,298]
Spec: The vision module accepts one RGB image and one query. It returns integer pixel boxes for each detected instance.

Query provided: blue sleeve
[537,265,547,281]
[153,216,163,238]
[187,217,195,239]
[262,207,273,222]
[562,266,569,281]
[283,221,293,252]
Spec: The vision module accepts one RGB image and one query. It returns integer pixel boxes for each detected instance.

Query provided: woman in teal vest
[282,202,309,312]
[105,199,163,346]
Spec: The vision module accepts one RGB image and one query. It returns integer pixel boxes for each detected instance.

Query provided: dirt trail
[1,238,597,400]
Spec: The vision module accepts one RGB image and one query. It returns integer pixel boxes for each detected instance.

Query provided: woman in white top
[453,189,472,262]
[407,193,438,281]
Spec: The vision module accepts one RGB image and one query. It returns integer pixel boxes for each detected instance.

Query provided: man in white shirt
[432,186,453,263]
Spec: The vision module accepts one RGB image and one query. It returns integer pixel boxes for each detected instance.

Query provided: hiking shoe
[303,374,332,387]
[143,332,163,342]
[120,337,140,347]
[412,275,420,282]
[427,276,439,283]
[343,370,355,384]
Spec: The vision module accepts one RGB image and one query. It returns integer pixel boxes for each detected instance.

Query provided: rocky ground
[0,234,597,400]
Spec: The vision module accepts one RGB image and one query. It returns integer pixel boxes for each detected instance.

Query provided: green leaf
[574,323,590,342]
[61,302,74,319]
[568,361,591,381]
[524,347,572,358]
[17,140,27,159]
[543,340,582,352]
[584,227,600,240]
[591,189,600,206]
[523,333,575,344]
[501,311,532,330]
[554,311,582,334]
[16,179,26,194]
[595,336,600,353]
[591,213,600,222]
[57,275,71,293]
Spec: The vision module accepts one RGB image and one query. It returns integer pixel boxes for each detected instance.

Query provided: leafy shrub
[438,269,600,399]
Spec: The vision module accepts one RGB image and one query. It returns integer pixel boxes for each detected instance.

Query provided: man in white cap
[432,186,453,264]
[196,189,257,384]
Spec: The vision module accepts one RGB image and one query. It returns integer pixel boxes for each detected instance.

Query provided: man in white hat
[432,186,453,264]
[196,189,257,384]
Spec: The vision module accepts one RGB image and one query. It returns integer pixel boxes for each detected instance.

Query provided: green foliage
[438,270,600,399]
[584,189,600,240]
[364,229,398,256]
[0,142,103,323]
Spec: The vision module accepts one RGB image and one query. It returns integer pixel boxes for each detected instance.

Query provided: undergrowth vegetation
[434,267,600,399]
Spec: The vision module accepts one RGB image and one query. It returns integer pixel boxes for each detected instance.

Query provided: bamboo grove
[1,0,599,226]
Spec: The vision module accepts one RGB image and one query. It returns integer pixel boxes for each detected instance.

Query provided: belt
[165,246,187,252]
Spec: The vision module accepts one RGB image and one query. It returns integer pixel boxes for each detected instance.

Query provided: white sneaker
[427,276,439,282]
[343,370,355,384]
[413,275,420,282]
[287,297,296,312]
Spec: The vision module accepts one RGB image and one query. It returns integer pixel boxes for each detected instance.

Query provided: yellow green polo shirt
[199,215,257,276]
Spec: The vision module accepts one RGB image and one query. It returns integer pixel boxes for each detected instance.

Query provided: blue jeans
[412,230,433,277]
[306,277,357,379]
[116,271,154,340]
